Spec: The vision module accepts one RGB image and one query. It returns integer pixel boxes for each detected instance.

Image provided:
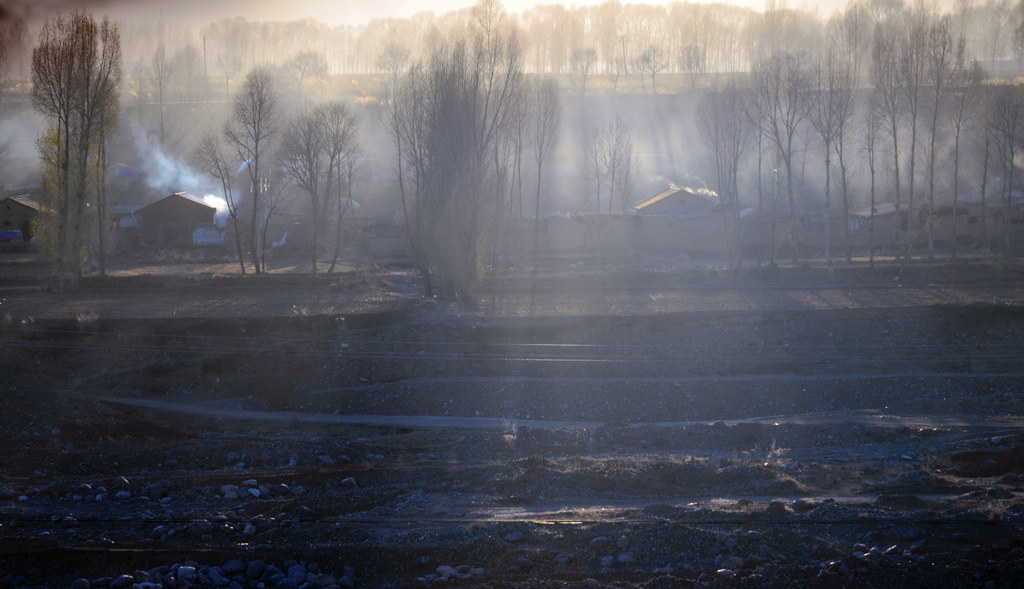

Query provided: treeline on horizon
[1,0,1023,89]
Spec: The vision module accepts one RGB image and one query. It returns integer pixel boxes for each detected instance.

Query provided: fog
[2,0,1021,273]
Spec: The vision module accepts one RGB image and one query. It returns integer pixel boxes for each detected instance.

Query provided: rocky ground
[1,252,1023,588]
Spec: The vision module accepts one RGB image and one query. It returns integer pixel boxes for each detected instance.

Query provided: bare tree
[754,51,810,263]
[570,47,597,99]
[636,45,667,95]
[195,133,247,274]
[863,93,882,268]
[386,0,525,305]
[31,12,121,289]
[923,15,956,258]
[170,43,202,102]
[697,83,750,271]
[377,43,409,94]
[215,22,246,101]
[986,82,1024,256]
[287,50,328,101]
[528,76,560,270]
[871,23,905,248]
[225,67,280,275]
[321,102,361,274]
[151,43,170,142]
[679,44,705,90]
[899,7,928,257]
[0,13,25,104]
[948,57,985,257]
[808,37,855,275]
[589,117,633,214]
[279,104,327,272]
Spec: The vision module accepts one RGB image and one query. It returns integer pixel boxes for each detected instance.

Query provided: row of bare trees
[31,12,121,288]
[381,0,565,303]
[696,1,1024,271]
[194,69,361,276]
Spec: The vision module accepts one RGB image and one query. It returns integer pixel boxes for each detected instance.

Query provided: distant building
[0,195,40,241]
[629,186,718,218]
[132,192,217,248]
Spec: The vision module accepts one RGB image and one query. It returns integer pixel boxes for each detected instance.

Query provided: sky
[2,0,846,27]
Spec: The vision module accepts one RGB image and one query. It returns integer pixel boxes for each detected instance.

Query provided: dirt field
[2,251,1024,588]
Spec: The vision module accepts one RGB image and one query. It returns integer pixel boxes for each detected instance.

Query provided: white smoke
[201,194,229,228]
[131,119,209,196]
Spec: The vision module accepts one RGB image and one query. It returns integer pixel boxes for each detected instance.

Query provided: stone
[176,565,197,582]
[616,535,630,550]
[287,564,307,582]
[589,536,610,551]
[340,477,358,489]
[720,556,744,570]
[222,559,245,574]
[187,520,213,538]
[600,555,614,568]
[436,565,458,579]
[616,553,635,564]
[109,575,134,588]
[246,560,266,579]
[71,579,90,589]
[505,531,525,543]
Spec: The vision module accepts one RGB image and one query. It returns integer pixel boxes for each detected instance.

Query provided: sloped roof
[630,186,716,213]
[1,195,40,211]
[134,192,215,215]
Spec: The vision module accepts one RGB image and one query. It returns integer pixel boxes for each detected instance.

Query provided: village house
[0,194,40,242]
[131,192,217,248]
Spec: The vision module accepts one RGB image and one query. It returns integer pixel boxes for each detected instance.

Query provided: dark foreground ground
[1,254,1023,588]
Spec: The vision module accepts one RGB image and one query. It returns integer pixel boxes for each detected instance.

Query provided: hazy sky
[5,0,846,27]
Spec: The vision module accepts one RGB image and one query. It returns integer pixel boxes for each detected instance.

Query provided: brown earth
[1,251,1024,588]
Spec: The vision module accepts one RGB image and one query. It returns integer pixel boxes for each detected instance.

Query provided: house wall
[135,197,215,248]
[0,199,37,241]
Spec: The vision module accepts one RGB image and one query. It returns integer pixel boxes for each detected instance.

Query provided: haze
[8,0,855,26]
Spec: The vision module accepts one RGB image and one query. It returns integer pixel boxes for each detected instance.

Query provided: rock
[176,565,197,582]
[319,455,335,465]
[113,490,131,501]
[247,488,261,498]
[222,559,245,574]
[791,499,816,513]
[436,565,458,579]
[589,536,610,551]
[109,575,134,588]
[340,477,358,489]
[720,556,744,569]
[616,553,635,564]
[243,523,257,536]
[287,564,307,582]
[70,579,90,589]
[600,555,615,568]
[246,560,266,579]
[187,520,213,538]
[766,500,790,518]
[616,535,630,550]
[504,530,525,543]
[112,476,130,489]
[469,567,485,578]
[555,553,574,565]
